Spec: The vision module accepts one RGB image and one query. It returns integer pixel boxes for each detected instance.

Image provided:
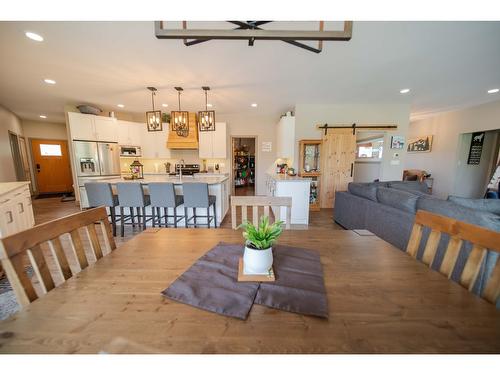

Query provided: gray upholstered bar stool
[115,182,151,237]
[182,183,217,228]
[84,182,119,236]
[148,182,184,228]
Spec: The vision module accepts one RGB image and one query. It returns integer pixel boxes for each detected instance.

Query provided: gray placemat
[161,244,260,319]
[161,243,328,320]
[254,245,329,318]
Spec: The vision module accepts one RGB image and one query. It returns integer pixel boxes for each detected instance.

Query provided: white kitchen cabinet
[141,125,171,159]
[276,115,295,161]
[0,182,35,238]
[67,112,95,141]
[198,122,227,159]
[68,112,118,142]
[94,116,118,142]
[117,120,143,147]
[266,174,310,225]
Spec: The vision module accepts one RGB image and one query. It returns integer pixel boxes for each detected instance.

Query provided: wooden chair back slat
[406,223,423,258]
[69,229,89,270]
[421,230,441,266]
[0,207,116,308]
[86,224,103,260]
[48,237,72,280]
[27,244,55,294]
[406,209,500,305]
[483,261,500,304]
[459,245,487,291]
[231,196,292,230]
[439,237,463,278]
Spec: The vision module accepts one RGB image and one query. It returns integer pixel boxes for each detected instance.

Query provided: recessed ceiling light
[25,31,43,42]
[251,103,258,107]
[399,88,411,94]
[39,115,47,119]
[206,103,213,108]
[487,88,499,94]
[117,104,125,108]
[162,103,168,107]
[44,79,56,85]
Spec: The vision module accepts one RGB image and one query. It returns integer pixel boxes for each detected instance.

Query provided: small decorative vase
[243,246,273,274]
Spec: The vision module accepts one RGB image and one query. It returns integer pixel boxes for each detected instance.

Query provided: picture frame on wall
[407,135,433,153]
[390,135,405,149]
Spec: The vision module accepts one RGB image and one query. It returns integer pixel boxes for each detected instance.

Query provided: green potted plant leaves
[238,216,284,274]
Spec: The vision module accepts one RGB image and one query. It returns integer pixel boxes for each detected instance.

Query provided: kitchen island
[79,174,230,227]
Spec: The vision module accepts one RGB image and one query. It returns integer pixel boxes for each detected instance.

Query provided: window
[40,144,62,156]
[356,138,383,160]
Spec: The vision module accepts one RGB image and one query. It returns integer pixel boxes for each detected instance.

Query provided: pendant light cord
[178,91,181,110]
[151,91,155,111]
[205,90,208,111]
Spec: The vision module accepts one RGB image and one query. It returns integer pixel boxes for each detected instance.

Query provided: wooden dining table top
[1,228,499,354]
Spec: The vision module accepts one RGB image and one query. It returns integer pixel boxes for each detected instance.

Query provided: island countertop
[96,175,229,185]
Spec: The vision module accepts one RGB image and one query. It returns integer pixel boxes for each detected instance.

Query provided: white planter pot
[243,246,273,274]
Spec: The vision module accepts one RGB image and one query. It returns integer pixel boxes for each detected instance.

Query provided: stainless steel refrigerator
[74,141,121,177]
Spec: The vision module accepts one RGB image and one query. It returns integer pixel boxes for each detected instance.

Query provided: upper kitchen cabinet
[117,120,143,146]
[199,122,227,159]
[141,125,171,159]
[67,112,118,142]
[276,114,295,161]
[167,112,199,149]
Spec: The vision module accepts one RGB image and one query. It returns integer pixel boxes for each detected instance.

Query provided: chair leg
[184,207,188,228]
[152,206,156,228]
[163,207,168,228]
[213,203,217,228]
[141,207,146,230]
[130,207,135,228]
[207,206,211,229]
[120,207,125,237]
[174,206,178,228]
[193,208,197,228]
[110,208,117,237]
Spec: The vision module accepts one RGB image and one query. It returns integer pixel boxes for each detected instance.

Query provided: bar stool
[148,182,184,228]
[116,182,151,237]
[84,182,119,236]
[182,183,217,228]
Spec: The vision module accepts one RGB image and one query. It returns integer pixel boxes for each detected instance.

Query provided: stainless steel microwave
[119,145,142,157]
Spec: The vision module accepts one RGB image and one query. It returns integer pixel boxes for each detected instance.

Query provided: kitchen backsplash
[120,157,227,174]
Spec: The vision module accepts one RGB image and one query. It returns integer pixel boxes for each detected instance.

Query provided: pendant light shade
[171,87,189,137]
[146,87,162,132]
[198,86,216,132]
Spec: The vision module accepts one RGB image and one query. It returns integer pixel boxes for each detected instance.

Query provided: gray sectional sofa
[335,181,500,306]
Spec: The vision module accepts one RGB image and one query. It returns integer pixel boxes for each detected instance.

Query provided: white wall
[218,113,277,195]
[21,119,68,193]
[407,99,500,198]
[453,130,498,198]
[0,105,23,182]
[294,103,411,181]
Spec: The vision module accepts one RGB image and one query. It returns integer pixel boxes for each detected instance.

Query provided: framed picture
[407,135,433,153]
[390,135,405,149]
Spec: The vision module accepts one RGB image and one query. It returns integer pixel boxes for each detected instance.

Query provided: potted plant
[238,216,284,274]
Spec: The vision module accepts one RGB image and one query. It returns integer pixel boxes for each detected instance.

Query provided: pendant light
[198,86,216,132]
[171,87,189,137]
[146,87,162,132]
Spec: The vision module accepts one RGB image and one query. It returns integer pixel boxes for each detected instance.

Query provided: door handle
[350,163,354,177]
[36,163,41,172]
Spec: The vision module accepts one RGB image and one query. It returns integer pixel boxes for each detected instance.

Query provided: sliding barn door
[320,129,356,208]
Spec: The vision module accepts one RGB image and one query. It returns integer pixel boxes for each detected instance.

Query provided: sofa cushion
[417,197,500,232]
[387,181,430,194]
[447,195,500,216]
[376,187,419,213]
[347,182,378,202]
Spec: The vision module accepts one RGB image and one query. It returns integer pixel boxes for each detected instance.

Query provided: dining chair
[0,207,116,308]
[182,183,217,228]
[116,182,151,236]
[231,196,292,230]
[148,182,184,228]
[406,209,500,305]
[85,182,119,236]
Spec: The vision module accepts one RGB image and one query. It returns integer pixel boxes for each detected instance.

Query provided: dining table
[0,228,499,354]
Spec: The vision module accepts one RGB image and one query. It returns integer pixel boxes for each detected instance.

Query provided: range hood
[167,112,199,149]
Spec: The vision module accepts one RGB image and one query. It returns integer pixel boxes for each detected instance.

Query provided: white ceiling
[0,21,499,124]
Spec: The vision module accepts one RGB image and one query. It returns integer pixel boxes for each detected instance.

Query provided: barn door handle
[350,163,353,177]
